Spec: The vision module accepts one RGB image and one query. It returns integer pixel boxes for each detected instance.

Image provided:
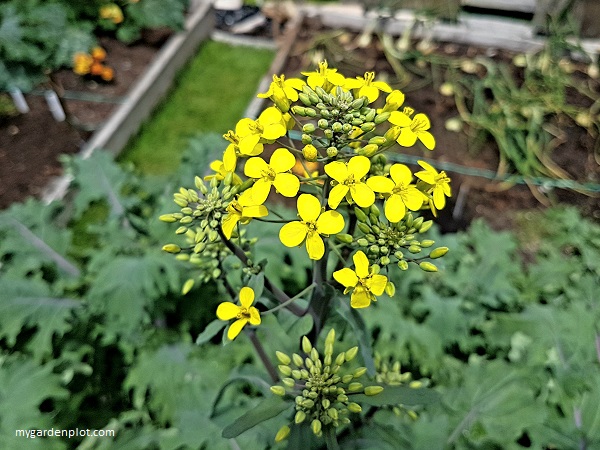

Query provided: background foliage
[0,134,598,448]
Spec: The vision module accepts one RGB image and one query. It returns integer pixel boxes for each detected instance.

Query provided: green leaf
[196,319,226,345]
[351,385,440,407]
[222,395,291,439]
[0,277,81,360]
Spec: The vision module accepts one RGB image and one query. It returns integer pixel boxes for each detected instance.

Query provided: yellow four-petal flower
[236,107,287,156]
[333,251,388,308]
[279,194,345,260]
[414,160,452,212]
[345,71,392,103]
[324,155,375,209]
[221,190,268,239]
[389,107,436,150]
[216,287,261,340]
[244,148,300,204]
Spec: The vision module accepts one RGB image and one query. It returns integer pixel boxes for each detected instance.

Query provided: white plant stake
[44,90,66,122]
[9,88,30,114]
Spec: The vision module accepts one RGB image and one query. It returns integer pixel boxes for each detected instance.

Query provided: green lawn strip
[118,40,275,175]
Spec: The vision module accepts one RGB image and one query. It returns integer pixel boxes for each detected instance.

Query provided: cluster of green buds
[336,203,448,271]
[294,85,392,161]
[374,353,426,419]
[270,329,383,442]
[160,175,253,288]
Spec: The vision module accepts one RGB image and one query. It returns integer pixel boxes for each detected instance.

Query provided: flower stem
[217,226,304,317]
[263,283,316,315]
[247,329,279,383]
[324,427,341,450]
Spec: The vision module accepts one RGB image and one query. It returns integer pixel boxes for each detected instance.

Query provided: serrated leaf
[0,277,81,360]
[221,395,290,439]
[351,385,440,407]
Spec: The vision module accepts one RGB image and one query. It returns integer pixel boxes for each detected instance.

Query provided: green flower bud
[181,279,194,295]
[361,122,376,132]
[318,118,329,129]
[353,367,367,378]
[336,233,353,244]
[310,348,319,362]
[282,377,295,388]
[370,204,380,217]
[302,336,312,354]
[360,144,379,156]
[332,122,343,133]
[408,245,421,254]
[176,226,188,235]
[348,382,363,392]
[328,408,339,420]
[270,385,286,396]
[385,281,396,297]
[345,346,359,361]
[421,239,434,248]
[305,108,317,117]
[384,125,402,142]
[276,351,291,365]
[292,105,306,116]
[302,399,315,409]
[295,411,307,424]
[275,425,290,442]
[303,123,316,134]
[398,260,409,270]
[368,136,387,146]
[279,365,292,376]
[159,214,177,223]
[342,374,353,384]
[419,220,433,233]
[292,353,304,367]
[380,255,391,266]
[357,238,369,247]
[326,146,338,157]
[298,93,312,106]
[430,247,449,258]
[347,402,362,413]
[364,385,384,396]
[314,86,327,99]
[351,97,366,110]
[324,129,334,139]
[357,222,371,234]
[311,419,322,436]
[374,111,391,124]
[292,369,302,379]
[162,244,181,254]
[419,261,438,272]
[301,134,313,145]
[308,92,320,104]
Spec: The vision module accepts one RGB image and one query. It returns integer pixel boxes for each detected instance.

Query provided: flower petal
[251,178,271,205]
[248,307,261,325]
[239,135,262,155]
[347,155,371,180]
[353,251,370,279]
[244,157,269,179]
[227,319,247,340]
[324,161,349,183]
[350,286,372,308]
[397,129,418,147]
[306,232,325,260]
[221,214,240,239]
[361,85,379,103]
[384,194,406,223]
[389,164,412,185]
[242,205,268,218]
[217,302,239,320]
[316,210,345,235]
[404,187,424,211]
[418,131,436,150]
[297,194,321,222]
[279,221,308,247]
[433,186,446,210]
[388,111,412,127]
[350,183,375,208]
[367,274,388,296]
[328,184,349,209]
[273,173,300,197]
[270,148,296,173]
[239,286,255,307]
[367,175,395,193]
[223,146,237,172]
[333,267,358,288]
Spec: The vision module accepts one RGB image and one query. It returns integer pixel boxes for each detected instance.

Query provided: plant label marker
[45,90,66,122]
[9,88,30,114]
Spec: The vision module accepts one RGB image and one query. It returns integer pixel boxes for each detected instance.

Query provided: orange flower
[101,67,114,81]
[91,47,106,61]
[90,62,104,76]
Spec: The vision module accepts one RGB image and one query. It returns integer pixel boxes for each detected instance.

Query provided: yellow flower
[235,107,287,156]
[99,4,124,24]
[388,107,436,150]
[333,251,388,308]
[414,160,452,211]
[378,90,405,114]
[216,287,261,340]
[221,190,268,239]
[222,130,260,173]
[344,71,392,103]
[205,159,242,185]
[366,164,424,222]
[301,60,346,90]
[279,194,345,260]
[324,155,375,209]
[244,148,300,204]
[73,52,93,75]
[258,74,306,112]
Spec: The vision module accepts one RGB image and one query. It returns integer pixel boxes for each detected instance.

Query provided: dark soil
[0,34,166,209]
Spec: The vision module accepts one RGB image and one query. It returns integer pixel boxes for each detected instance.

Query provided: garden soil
[1,20,599,232]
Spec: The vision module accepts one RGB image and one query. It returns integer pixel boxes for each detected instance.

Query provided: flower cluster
[270,329,383,441]
[162,60,451,315]
[73,47,114,82]
[99,3,124,24]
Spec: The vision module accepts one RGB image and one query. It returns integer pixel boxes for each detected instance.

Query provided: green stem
[324,427,340,450]
[247,329,279,383]
[263,283,316,315]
